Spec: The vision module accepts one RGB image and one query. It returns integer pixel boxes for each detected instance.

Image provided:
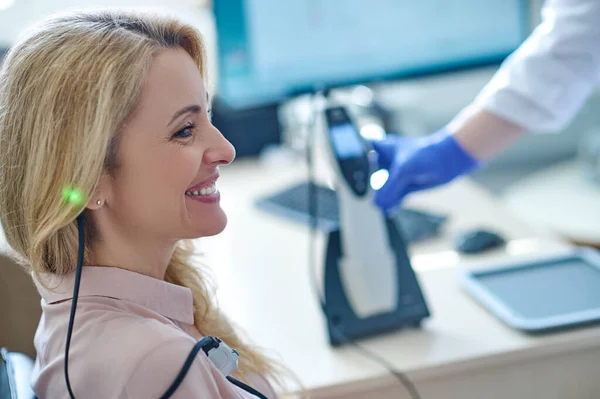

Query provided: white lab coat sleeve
[472,0,600,132]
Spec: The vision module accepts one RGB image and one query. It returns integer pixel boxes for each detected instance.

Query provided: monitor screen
[214,0,529,109]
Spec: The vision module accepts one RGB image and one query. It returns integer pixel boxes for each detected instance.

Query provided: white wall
[0,1,199,45]
[0,0,218,88]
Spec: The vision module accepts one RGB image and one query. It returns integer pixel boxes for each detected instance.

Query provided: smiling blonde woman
[0,9,286,399]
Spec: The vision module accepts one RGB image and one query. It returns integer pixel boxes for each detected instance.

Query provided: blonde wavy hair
[0,8,288,390]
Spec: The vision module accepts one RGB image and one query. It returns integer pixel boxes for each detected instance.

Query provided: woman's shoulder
[34,300,273,398]
[120,334,231,398]
[110,325,276,398]
[72,304,199,374]
[33,301,198,398]
[36,296,193,357]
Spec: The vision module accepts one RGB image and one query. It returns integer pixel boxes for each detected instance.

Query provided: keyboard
[255,181,447,243]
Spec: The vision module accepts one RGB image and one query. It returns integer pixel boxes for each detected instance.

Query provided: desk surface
[502,160,600,246]
[196,156,600,396]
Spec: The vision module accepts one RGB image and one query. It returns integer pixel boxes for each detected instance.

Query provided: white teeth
[186,183,217,197]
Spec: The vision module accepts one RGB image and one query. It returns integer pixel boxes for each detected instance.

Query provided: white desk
[197,157,600,399]
[502,160,600,247]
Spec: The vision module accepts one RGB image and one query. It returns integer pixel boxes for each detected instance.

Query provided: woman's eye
[173,123,195,140]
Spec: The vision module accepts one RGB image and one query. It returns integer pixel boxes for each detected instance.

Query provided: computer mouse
[454,229,505,254]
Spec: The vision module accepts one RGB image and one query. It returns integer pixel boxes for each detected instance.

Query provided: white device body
[207,340,239,376]
[319,106,398,318]
[336,179,398,318]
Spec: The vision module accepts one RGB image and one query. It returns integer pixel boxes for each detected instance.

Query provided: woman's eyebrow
[167,104,202,126]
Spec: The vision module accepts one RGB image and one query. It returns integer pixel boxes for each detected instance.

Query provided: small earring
[96,200,102,206]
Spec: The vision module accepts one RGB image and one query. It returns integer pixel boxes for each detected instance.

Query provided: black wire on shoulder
[226,376,269,399]
[306,92,421,399]
[64,214,86,399]
[160,338,207,399]
[159,337,269,399]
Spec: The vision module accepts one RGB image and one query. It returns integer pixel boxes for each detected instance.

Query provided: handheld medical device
[319,105,430,346]
[63,215,269,399]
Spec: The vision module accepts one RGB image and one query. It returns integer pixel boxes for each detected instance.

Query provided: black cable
[226,376,269,399]
[159,338,268,399]
[160,338,206,399]
[64,214,86,399]
[329,331,422,399]
[305,92,421,399]
[305,95,320,306]
[160,336,268,399]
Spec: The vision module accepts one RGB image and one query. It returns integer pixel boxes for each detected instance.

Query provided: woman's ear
[87,173,111,210]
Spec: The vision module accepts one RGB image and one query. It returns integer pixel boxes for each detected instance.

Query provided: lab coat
[473,0,600,132]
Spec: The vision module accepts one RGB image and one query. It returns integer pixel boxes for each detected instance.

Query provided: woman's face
[100,48,235,241]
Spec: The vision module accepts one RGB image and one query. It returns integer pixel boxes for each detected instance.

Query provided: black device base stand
[323,218,430,346]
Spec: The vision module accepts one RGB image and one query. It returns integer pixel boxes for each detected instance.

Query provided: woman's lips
[185,172,220,204]
[187,171,219,191]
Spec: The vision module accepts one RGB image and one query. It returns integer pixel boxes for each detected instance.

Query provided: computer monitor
[213,0,530,110]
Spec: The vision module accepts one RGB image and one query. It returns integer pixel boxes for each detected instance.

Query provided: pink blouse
[31,266,277,398]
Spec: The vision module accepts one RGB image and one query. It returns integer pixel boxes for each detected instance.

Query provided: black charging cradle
[323,218,430,346]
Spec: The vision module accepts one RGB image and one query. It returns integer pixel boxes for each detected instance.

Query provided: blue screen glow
[214,0,528,109]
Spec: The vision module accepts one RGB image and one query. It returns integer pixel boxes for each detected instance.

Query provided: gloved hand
[371,127,482,211]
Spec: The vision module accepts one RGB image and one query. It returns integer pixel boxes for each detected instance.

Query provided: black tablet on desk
[459,247,600,332]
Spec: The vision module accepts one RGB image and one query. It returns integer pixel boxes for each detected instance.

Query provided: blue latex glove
[371,127,482,211]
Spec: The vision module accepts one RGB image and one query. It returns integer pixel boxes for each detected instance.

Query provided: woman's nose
[203,125,236,166]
